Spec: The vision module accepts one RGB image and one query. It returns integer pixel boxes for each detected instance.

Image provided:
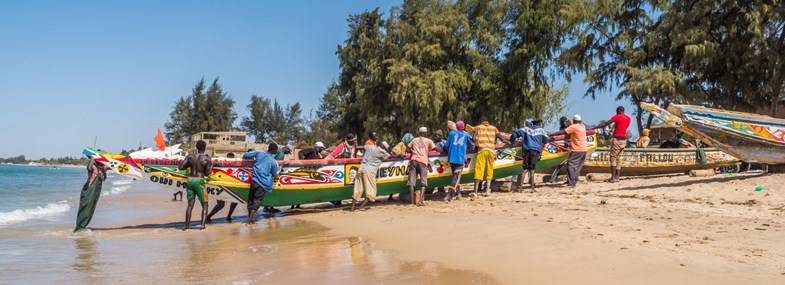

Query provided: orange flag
[154,128,166,151]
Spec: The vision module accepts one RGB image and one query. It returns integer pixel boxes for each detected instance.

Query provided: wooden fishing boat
[82,131,596,206]
[641,103,785,164]
[581,147,739,176]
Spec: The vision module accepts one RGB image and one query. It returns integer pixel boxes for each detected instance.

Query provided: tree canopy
[164,78,237,144]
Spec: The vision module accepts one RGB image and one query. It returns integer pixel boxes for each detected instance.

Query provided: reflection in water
[72,235,109,285]
[14,219,499,284]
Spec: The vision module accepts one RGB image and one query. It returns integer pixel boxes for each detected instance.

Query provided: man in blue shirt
[242,143,279,225]
[511,119,549,193]
[443,120,474,202]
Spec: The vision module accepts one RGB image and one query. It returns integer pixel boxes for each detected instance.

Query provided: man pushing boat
[178,140,213,230]
[243,144,279,225]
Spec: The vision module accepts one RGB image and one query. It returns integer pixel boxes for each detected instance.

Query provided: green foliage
[326,0,573,140]
[164,78,237,144]
[656,0,785,115]
[241,95,308,144]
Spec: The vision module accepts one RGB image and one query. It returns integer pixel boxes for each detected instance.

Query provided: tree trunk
[770,89,781,117]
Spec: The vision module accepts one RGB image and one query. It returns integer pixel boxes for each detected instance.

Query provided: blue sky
[0,1,631,159]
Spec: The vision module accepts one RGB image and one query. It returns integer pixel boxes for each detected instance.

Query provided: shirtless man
[178,140,213,230]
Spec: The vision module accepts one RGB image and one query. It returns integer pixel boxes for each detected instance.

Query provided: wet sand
[299,171,785,284]
[1,181,497,284]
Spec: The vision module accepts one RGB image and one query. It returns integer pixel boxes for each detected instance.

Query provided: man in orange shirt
[549,115,587,187]
[472,116,509,196]
[408,127,436,206]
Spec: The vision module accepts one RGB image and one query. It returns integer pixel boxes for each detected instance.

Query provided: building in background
[189,131,266,157]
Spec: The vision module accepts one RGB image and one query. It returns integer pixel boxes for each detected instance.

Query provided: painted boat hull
[581,147,739,176]
[83,132,596,206]
[641,103,785,164]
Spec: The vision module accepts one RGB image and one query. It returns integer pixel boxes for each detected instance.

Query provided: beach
[299,171,785,284]
[2,164,785,284]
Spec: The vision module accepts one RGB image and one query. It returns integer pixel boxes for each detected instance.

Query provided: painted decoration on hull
[82,131,597,206]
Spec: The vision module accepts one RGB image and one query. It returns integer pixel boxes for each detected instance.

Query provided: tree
[326,0,571,140]
[241,95,307,144]
[559,0,681,135]
[165,78,236,144]
[656,0,785,116]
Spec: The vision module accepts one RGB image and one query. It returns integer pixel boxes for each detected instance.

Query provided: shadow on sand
[598,172,769,193]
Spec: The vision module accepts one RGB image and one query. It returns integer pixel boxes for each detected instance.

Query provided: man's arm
[270,160,279,178]
[593,119,612,130]
[495,133,510,145]
[85,164,99,186]
[549,130,567,137]
[178,155,191,171]
[205,156,214,178]
[242,151,256,160]
[325,144,344,159]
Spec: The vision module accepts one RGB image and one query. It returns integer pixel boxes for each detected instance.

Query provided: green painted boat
[82,131,596,206]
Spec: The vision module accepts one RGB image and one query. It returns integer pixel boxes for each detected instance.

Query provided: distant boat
[641,103,785,164]
[82,131,597,207]
[580,147,739,176]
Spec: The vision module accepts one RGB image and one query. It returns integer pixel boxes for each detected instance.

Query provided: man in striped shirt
[472,116,509,196]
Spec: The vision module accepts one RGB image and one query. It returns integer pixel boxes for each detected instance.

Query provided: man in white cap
[408,127,436,206]
[299,142,326,160]
[549,115,587,187]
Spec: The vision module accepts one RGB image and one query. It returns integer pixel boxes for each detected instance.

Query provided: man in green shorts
[178,140,213,230]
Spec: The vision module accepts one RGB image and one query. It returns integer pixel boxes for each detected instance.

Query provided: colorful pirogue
[641,103,785,164]
[83,131,596,206]
[580,147,739,176]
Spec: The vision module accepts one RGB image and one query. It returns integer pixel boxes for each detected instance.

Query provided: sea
[0,164,497,284]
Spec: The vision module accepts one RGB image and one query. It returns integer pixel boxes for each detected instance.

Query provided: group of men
[170,106,632,230]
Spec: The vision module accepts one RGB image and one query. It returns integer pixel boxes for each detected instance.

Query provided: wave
[0,201,71,227]
[102,178,135,196]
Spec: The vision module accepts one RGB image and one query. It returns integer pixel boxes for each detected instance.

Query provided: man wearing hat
[550,115,588,187]
[299,142,326,160]
[433,129,446,153]
[408,127,436,206]
[326,133,358,160]
[443,120,474,202]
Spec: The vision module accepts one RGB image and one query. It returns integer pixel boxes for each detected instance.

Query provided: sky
[0,1,633,159]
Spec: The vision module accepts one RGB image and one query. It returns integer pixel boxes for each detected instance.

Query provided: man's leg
[226,203,238,222]
[528,169,536,192]
[199,202,208,230]
[615,144,625,182]
[246,186,258,225]
[566,152,578,187]
[549,161,564,183]
[184,198,195,230]
[408,162,417,205]
[206,200,226,223]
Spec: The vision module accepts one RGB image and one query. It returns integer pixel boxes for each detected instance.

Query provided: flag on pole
[154,128,166,151]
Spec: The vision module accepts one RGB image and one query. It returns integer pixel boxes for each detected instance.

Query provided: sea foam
[0,201,71,227]
[102,179,135,196]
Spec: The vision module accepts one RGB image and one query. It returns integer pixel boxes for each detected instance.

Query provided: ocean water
[0,165,135,228]
[0,164,499,284]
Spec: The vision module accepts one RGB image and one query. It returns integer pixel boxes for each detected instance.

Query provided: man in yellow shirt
[472,116,509,196]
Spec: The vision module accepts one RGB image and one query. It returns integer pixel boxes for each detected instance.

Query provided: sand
[76,171,785,284]
[297,171,785,284]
